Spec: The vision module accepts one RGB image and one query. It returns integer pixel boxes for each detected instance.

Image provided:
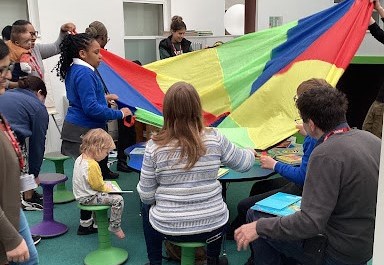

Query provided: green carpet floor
[25,158,253,265]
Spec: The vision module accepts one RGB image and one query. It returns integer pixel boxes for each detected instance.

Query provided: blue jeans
[247,209,367,265]
[142,203,224,265]
[10,210,39,265]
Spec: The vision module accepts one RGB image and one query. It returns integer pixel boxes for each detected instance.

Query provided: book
[105,181,133,194]
[251,192,301,216]
[275,154,302,165]
[130,147,146,155]
[217,168,229,178]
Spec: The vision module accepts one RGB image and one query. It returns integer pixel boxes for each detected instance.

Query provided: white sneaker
[21,199,43,211]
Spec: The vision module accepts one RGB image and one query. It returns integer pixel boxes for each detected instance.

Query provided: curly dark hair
[54,33,94,81]
[296,86,348,132]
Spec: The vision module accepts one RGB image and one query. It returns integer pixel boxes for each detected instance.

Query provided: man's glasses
[29,31,39,37]
[0,63,14,76]
[293,94,298,102]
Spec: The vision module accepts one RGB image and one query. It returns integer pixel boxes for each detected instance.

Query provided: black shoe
[22,192,43,211]
[77,225,98,235]
[21,199,43,211]
[117,162,133,173]
[32,190,43,200]
[32,235,41,245]
[103,170,119,179]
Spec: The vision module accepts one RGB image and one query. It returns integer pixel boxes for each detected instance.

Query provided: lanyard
[171,43,183,56]
[0,114,25,170]
[30,54,43,79]
[323,127,350,142]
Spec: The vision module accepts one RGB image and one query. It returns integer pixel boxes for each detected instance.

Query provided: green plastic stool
[44,152,75,203]
[78,204,128,265]
[170,241,206,265]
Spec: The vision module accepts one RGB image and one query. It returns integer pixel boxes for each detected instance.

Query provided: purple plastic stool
[30,173,69,237]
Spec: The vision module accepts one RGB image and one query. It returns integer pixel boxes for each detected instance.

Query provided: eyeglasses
[29,31,39,37]
[0,63,14,76]
[293,94,298,102]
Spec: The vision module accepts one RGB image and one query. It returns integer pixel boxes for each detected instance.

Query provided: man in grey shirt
[235,86,380,265]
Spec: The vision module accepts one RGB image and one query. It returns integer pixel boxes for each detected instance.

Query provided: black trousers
[117,119,136,163]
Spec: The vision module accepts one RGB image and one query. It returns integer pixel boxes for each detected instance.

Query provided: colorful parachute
[98,0,372,149]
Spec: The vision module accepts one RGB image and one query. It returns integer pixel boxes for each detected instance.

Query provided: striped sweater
[137,129,255,236]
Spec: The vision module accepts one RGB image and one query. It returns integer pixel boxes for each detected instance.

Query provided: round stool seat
[44,152,74,204]
[78,204,110,211]
[171,242,206,248]
[39,173,67,185]
[77,203,128,265]
[44,152,71,161]
[31,173,68,237]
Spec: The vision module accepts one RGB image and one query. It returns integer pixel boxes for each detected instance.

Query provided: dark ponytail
[18,76,47,97]
[54,33,94,81]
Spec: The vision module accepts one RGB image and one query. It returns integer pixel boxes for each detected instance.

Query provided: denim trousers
[142,203,224,265]
[10,210,39,265]
[247,209,367,265]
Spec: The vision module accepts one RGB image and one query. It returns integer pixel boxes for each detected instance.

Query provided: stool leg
[95,209,112,250]
[52,160,75,203]
[54,161,66,192]
[181,247,196,265]
[42,184,54,222]
[53,160,65,174]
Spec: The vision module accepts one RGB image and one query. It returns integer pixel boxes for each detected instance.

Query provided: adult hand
[121,107,132,118]
[234,221,259,251]
[61,23,77,34]
[374,0,383,11]
[295,123,307,136]
[6,239,29,263]
[260,156,277,170]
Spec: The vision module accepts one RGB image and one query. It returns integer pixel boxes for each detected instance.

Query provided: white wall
[256,0,384,56]
[257,0,334,30]
[170,0,225,35]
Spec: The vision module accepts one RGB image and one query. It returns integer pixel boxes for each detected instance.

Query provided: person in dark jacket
[0,75,48,213]
[235,87,380,265]
[159,16,192,59]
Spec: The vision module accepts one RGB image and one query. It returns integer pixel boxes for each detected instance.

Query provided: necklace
[171,43,183,56]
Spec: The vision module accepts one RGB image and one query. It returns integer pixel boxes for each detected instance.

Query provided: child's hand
[105,182,113,192]
[260,155,277,170]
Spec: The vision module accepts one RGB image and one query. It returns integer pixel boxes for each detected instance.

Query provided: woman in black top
[159,16,192,59]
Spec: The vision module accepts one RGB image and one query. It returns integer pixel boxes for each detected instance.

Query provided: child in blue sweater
[55,33,132,235]
[229,78,333,246]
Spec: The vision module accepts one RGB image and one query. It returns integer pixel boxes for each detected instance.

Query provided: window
[123,1,165,64]
[0,0,29,34]
[0,0,39,39]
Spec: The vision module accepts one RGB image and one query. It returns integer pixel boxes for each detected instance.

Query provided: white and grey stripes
[137,129,255,236]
